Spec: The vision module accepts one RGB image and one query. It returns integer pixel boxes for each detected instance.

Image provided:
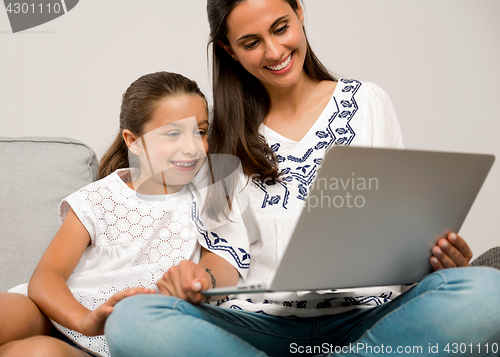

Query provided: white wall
[1,0,499,257]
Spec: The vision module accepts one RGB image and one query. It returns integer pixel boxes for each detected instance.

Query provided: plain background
[1,0,499,257]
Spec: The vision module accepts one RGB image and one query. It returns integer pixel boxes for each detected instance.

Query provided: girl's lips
[264,52,294,72]
[170,159,198,171]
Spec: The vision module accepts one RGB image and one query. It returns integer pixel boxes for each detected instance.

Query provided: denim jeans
[105,267,500,356]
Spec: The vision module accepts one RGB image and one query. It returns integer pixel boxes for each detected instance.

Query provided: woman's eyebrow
[236,15,289,42]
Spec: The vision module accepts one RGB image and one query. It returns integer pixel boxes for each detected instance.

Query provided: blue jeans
[105,267,500,356]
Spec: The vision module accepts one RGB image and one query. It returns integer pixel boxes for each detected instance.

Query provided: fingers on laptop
[430,232,472,270]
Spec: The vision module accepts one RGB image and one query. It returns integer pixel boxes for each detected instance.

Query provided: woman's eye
[244,40,259,50]
[275,24,289,34]
[196,130,207,136]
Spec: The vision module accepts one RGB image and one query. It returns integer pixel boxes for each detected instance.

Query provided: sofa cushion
[470,247,500,270]
[0,137,98,292]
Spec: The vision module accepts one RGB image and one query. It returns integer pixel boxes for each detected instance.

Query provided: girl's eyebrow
[236,15,288,42]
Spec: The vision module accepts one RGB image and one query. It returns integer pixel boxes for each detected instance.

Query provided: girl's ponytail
[98,132,130,179]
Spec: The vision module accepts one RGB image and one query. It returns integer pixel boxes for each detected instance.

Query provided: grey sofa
[0,136,498,292]
[0,137,98,292]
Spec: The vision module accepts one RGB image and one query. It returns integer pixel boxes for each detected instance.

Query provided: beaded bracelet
[203,267,216,289]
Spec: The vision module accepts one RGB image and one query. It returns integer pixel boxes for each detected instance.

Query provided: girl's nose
[181,135,200,155]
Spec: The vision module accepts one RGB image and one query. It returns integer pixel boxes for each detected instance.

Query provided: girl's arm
[28,207,92,330]
[28,207,153,336]
[156,247,239,304]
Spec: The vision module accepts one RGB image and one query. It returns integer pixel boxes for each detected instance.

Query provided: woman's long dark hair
[98,71,207,179]
[206,0,336,181]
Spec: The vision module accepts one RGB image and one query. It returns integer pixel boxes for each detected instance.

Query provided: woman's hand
[78,287,155,336]
[156,260,212,305]
[430,232,473,271]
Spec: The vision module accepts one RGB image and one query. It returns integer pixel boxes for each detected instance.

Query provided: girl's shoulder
[61,169,133,210]
[74,169,129,193]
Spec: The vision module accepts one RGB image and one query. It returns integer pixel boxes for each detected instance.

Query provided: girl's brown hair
[206,0,336,181]
[98,71,207,179]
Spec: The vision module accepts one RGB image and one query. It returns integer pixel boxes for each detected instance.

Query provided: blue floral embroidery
[276,154,286,163]
[340,100,353,108]
[297,184,308,201]
[325,79,360,149]
[211,232,228,245]
[191,202,250,269]
[314,141,328,150]
[341,292,393,307]
[316,130,329,139]
[297,300,307,309]
[339,110,351,118]
[257,79,361,209]
[253,179,290,209]
[291,165,319,187]
[287,148,313,163]
[238,248,250,261]
[269,195,280,205]
[296,165,310,174]
[316,298,338,309]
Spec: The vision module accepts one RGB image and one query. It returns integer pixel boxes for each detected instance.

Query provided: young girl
[104,1,500,356]
[0,71,246,357]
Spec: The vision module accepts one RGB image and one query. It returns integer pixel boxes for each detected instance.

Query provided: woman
[105,1,500,356]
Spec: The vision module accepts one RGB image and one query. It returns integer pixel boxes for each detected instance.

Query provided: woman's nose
[265,38,283,62]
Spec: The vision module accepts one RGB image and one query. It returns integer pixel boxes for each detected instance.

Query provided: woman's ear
[122,129,140,155]
[218,40,238,61]
[295,0,304,24]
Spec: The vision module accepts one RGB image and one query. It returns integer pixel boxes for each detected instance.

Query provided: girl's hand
[156,260,212,305]
[78,287,155,336]
[430,232,473,271]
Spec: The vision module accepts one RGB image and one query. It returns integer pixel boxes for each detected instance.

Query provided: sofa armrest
[0,137,98,292]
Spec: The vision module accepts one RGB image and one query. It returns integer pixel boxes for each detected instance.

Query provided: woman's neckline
[262,79,341,144]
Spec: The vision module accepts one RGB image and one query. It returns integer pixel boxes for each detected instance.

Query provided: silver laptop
[203,146,495,296]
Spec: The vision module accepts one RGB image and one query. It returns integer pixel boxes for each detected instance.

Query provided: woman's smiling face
[222,0,307,92]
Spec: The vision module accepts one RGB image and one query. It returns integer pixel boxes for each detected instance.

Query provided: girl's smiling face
[222,0,307,92]
[130,94,208,194]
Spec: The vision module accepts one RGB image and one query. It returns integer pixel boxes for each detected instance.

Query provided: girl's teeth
[267,53,292,71]
[173,161,195,167]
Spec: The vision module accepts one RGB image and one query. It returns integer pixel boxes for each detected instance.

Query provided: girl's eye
[244,40,259,50]
[275,24,289,35]
[165,132,180,138]
[196,130,207,136]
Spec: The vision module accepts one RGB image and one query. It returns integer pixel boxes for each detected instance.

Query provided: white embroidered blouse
[9,168,250,356]
[212,79,405,317]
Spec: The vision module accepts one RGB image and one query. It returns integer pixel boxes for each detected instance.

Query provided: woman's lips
[265,52,293,72]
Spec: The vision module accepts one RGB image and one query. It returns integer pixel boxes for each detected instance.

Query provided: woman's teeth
[266,53,292,71]
[172,161,195,167]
